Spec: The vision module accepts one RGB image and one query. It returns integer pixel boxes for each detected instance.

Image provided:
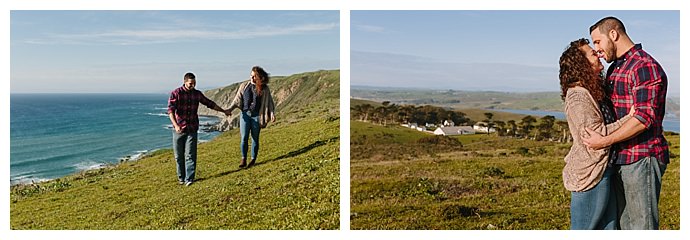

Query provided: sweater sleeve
[565,90,608,160]
[229,82,247,109]
[266,86,275,118]
[605,114,631,134]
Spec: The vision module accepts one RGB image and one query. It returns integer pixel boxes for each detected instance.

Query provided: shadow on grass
[198,136,339,182]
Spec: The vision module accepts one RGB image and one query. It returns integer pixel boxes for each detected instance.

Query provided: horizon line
[351,84,682,97]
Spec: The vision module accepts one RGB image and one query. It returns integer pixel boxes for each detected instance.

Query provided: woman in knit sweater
[228,66,276,168]
[559,38,633,230]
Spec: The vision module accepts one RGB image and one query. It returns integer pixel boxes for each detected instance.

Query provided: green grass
[10,74,340,230]
[350,121,680,230]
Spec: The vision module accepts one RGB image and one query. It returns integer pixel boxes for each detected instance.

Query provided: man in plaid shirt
[583,17,669,230]
[168,72,231,186]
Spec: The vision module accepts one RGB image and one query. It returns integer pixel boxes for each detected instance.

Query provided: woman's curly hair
[252,66,270,96]
[558,38,604,102]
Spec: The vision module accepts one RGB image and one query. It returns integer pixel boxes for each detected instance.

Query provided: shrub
[482,166,505,177]
[532,147,547,156]
[417,136,462,147]
[441,204,480,219]
[516,147,529,156]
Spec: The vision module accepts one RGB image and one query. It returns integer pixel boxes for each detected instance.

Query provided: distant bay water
[493,108,680,133]
[10,94,222,185]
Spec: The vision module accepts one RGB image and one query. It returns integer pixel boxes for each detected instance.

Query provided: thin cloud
[353,24,387,33]
[24,23,339,45]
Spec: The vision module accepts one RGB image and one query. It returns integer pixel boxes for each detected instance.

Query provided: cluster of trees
[351,102,470,127]
[488,114,571,143]
[352,101,572,143]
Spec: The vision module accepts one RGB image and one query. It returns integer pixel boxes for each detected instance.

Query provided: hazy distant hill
[351,85,681,117]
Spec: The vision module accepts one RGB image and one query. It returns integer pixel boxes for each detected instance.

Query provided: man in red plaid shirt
[583,17,669,230]
[168,72,231,186]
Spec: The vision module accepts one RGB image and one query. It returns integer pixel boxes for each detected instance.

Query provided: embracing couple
[559,16,669,230]
[166,66,276,187]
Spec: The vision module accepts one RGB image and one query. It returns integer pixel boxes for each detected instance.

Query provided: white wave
[74,162,107,171]
[10,175,53,185]
[120,150,149,162]
[146,112,168,117]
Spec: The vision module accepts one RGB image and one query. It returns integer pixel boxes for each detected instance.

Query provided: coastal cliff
[198,69,340,131]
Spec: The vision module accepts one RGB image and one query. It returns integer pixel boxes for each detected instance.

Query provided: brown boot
[248,159,256,167]
[239,158,247,168]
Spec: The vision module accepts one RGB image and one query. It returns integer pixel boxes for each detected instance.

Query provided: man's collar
[620,43,643,62]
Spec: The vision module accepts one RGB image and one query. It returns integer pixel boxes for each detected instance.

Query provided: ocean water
[493,109,680,133]
[10,94,221,185]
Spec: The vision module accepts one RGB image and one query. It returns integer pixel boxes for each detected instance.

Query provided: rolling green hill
[350,121,680,229]
[10,70,340,230]
[201,70,340,130]
[351,86,681,117]
[351,98,531,124]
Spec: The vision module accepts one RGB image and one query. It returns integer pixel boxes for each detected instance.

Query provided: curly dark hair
[558,38,605,102]
[252,66,270,96]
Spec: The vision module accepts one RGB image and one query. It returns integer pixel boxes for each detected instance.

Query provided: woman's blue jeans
[570,167,618,230]
[240,111,261,160]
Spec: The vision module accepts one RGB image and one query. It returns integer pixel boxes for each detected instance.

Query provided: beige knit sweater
[229,80,276,128]
[563,86,630,192]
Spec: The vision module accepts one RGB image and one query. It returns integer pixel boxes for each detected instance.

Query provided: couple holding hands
[167,66,276,186]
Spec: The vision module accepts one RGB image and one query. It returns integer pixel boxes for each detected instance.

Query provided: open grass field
[350,120,680,230]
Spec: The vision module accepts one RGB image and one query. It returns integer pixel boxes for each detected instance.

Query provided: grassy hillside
[351,98,531,123]
[350,121,680,229]
[10,70,340,230]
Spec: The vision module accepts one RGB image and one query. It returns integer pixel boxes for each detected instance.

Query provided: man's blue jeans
[240,111,260,161]
[173,130,197,183]
[570,167,618,230]
[614,156,666,230]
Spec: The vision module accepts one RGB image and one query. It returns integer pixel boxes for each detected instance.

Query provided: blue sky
[11,11,340,93]
[351,11,680,96]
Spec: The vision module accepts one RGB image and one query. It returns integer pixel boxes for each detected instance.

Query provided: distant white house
[401,123,426,132]
[434,126,475,136]
[473,122,496,133]
[443,120,455,127]
[425,123,436,128]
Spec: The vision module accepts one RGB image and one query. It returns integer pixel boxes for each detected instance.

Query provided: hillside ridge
[199,69,339,131]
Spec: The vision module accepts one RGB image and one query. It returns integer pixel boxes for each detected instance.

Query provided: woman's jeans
[240,111,261,160]
[570,167,618,230]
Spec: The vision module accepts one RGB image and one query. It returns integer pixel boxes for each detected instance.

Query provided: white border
[3,1,687,240]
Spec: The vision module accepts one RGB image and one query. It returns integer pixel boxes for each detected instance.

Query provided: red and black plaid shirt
[167,86,218,133]
[606,44,669,165]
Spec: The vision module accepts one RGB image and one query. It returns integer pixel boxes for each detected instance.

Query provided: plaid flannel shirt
[167,85,219,133]
[605,44,669,165]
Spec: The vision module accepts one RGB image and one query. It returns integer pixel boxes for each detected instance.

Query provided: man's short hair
[590,16,627,35]
[184,72,196,81]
